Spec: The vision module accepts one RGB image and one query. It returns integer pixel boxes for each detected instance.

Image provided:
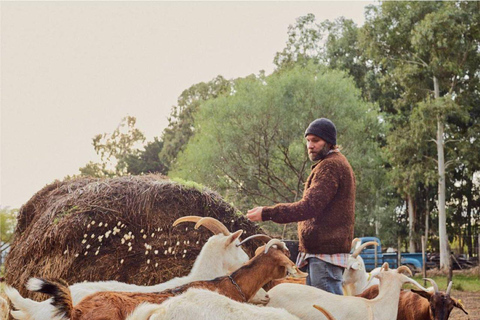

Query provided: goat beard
[309,144,331,162]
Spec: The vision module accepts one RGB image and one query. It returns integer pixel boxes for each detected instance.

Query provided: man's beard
[309,144,331,162]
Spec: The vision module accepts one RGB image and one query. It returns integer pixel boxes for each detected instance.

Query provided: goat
[358,278,468,320]
[0,295,9,320]
[267,263,429,320]
[342,240,379,296]
[124,288,301,320]
[6,216,268,320]
[28,239,308,320]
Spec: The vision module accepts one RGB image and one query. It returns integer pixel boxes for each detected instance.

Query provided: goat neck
[227,246,305,302]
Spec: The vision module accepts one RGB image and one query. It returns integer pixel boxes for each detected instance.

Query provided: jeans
[304,257,344,295]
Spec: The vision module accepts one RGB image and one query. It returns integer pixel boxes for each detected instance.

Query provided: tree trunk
[408,195,416,253]
[434,76,450,270]
[425,195,429,251]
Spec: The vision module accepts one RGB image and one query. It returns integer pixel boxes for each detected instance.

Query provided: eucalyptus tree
[361,1,480,268]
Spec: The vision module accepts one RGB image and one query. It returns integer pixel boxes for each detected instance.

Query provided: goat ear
[452,298,468,315]
[225,230,243,247]
[410,289,433,300]
[351,262,360,270]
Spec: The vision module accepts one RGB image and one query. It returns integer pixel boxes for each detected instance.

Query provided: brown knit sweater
[262,151,355,254]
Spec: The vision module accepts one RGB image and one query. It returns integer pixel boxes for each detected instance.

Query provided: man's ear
[410,289,433,300]
[225,230,243,247]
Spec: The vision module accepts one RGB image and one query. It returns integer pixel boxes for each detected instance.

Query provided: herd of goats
[1,215,470,320]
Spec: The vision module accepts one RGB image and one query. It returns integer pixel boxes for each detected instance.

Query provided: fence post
[397,237,402,268]
[422,236,426,287]
[478,234,480,264]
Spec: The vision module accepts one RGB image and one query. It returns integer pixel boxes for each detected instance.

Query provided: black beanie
[304,118,337,145]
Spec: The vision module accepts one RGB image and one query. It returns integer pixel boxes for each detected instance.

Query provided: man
[246,118,355,295]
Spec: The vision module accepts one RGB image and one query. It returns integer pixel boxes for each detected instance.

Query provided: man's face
[306,134,330,161]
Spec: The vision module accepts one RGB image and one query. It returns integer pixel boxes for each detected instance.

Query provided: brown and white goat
[358,278,468,320]
[29,239,307,320]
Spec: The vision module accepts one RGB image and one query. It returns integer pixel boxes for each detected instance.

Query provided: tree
[171,64,384,239]
[0,207,17,268]
[79,116,145,177]
[160,76,233,171]
[125,138,167,175]
[361,1,480,268]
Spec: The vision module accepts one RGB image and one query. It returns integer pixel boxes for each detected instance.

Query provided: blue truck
[354,236,434,274]
[284,236,432,275]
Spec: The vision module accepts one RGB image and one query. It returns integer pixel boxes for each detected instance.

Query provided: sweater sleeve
[261,159,340,223]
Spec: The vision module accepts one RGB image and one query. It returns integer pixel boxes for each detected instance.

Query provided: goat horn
[313,305,336,320]
[265,239,287,254]
[423,278,439,293]
[236,234,272,247]
[194,217,230,236]
[351,238,360,251]
[351,241,378,258]
[446,281,453,295]
[397,265,412,277]
[381,262,389,271]
[172,216,203,227]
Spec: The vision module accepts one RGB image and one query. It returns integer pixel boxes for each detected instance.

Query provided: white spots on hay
[83,234,88,238]
[120,259,124,264]
[143,234,147,239]
[75,253,79,258]
[168,247,172,253]
[63,249,68,255]
[176,241,180,246]
[145,251,149,255]
[140,229,144,233]
[91,234,95,239]
[164,250,168,255]
[182,254,186,258]
[121,238,125,244]
[104,223,108,227]
[164,241,167,245]
[98,222,103,227]
[154,250,159,255]
[86,244,91,250]
[128,242,132,247]
[91,221,96,225]
[84,251,88,256]
[155,263,159,267]
[147,259,151,264]
[185,227,188,231]
[151,233,155,237]
[183,250,187,254]
[128,247,132,252]
[82,239,87,244]
[144,244,152,250]
[98,236,103,242]
[118,221,122,226]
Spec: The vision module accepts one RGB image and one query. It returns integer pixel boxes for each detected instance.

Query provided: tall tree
[160,76,232,171]
[361,1,480,269]
[79,116,145,177]
[171,64,384,239]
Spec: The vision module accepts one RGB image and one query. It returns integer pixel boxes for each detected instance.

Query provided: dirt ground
[449,290,480,320]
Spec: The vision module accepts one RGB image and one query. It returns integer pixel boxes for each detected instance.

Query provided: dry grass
[5,174,265,300]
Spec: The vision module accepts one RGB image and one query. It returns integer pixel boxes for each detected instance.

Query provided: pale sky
[1,1,374,209]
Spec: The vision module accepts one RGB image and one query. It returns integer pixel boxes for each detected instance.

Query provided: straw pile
[5,174,265,299]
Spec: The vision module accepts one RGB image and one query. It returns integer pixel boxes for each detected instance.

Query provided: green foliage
[1,207,18,260]
[79,116,146,177]
[125,138,168,175]
[171,64,384,238]
[160,76,233,170]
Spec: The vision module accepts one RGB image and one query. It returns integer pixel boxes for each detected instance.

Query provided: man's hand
[246,207,264,222]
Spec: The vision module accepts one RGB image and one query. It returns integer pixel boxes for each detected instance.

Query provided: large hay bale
[5,175,265,299]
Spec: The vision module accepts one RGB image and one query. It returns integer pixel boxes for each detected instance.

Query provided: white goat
[0,295,9,320]
[6,216,268,320]
[342,240,380,295]
[267,263,429,320]
[125,288,301,320]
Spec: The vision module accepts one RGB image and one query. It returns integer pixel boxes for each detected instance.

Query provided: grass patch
[411,274,480,292]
